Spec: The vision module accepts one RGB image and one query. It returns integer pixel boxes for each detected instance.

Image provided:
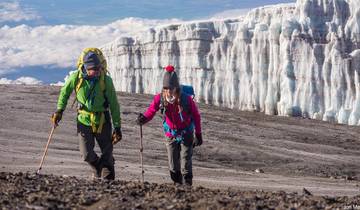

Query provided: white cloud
[0,1,40,23]
[50,69,77,86]
[50,81,64,86]
[0,76,42,85]
[0,17,181,75]
[0,1,253,80]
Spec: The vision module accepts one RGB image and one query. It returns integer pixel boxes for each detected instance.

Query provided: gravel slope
[0,84,359,200]
[1,172,359,209]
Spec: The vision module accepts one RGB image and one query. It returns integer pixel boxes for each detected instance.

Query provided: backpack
[71,48,108,108]
[70,48,110,134]
[160,84,195,117]
[161,85,195,141]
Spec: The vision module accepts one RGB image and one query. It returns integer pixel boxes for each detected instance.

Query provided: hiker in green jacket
[51,48,122,180]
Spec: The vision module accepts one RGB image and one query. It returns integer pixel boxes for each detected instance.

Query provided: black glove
[193,133,203,147]
[136,113,147,125]
[112,127,122,145]
[51,110,63,126]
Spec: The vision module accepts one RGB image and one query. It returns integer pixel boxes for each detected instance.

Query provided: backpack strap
[159,92,192,122]
[71,70,83,109]
[78,109,106,134]
[75,73,108,133]
[180,92,191,115]
[75,72,83,93]
[100,72,109,109]
[159,95,166,121]
[71,47,108,110]
[71,70,108,109]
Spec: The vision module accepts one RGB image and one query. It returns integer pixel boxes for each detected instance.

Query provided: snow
[102,0,360,126]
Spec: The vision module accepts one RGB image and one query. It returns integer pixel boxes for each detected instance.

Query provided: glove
[51,110,63,126]
[193,133,203,148]
[136,113,147,125]
[112,127,122,145]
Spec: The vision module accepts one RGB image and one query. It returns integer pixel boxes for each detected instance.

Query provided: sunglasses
[85,65,101,72]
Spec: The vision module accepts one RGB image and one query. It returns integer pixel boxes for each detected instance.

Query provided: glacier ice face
[102,0,360,125]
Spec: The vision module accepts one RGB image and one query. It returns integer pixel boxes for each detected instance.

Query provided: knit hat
[163,65,179,89]
[83,52,101,70]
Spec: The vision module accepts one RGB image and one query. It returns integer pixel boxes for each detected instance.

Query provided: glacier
[101,0,360,126]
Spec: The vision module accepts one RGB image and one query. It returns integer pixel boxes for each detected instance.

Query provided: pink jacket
[143,93,202,135]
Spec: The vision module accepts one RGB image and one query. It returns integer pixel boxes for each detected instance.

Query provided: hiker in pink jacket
[136,65,203,186]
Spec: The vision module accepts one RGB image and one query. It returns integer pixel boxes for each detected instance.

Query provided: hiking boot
[90,173,102,181]
[170,171,182,185]
[89,159,102,178]
[101,166,115,180]
[174,182,182,187]
[184,179,192,186]
[183,174,193,186]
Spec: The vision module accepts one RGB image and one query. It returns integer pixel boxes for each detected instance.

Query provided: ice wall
[102,0,360,125]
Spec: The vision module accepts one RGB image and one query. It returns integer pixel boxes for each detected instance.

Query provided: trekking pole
[36,125,56,174]
[139,124,145,183]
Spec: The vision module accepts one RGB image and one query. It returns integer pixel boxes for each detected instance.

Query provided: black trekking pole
[37,125,57,174]
[139,124,145,183]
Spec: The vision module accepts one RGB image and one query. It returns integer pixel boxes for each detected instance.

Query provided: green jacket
[57,71,121,128]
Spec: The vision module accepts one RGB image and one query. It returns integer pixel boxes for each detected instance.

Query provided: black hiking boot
[183,173,193,186]
[101,165,115,180]
[170,171,182,185]
[89,159,102,180]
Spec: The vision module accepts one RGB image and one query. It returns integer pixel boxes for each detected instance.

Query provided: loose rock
[0,172,359,209]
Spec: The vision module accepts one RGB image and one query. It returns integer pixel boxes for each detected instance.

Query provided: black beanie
[163,65,179,89]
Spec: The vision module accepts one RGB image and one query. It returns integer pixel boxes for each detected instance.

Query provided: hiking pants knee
[165,133,193,185]
[77,121,114,179]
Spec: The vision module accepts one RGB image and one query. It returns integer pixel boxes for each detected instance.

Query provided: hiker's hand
[51,110,63,126]
[136,113,147,125]
[112,127,122,145]
[193,133,203,147]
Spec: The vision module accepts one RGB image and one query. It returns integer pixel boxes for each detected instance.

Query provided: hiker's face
[163,88,176,98]
[163,88,179,104]
[86,66,101,78]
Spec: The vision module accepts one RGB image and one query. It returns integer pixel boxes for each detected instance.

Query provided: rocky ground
[1,172,359,210]
[0,84,360,209]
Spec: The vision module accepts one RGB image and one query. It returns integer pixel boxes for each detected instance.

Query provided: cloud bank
[0,1,40,23]
[0,76,42,85]
[0,1,253,84]
[0,17,182,76]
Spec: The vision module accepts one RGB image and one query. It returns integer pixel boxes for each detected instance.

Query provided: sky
[0,0,295,84]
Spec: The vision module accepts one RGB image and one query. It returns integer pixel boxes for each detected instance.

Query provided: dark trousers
[77,121,114,180]
[165,133,193,185]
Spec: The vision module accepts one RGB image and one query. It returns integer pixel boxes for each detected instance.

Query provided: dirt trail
[0,84,359,197]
